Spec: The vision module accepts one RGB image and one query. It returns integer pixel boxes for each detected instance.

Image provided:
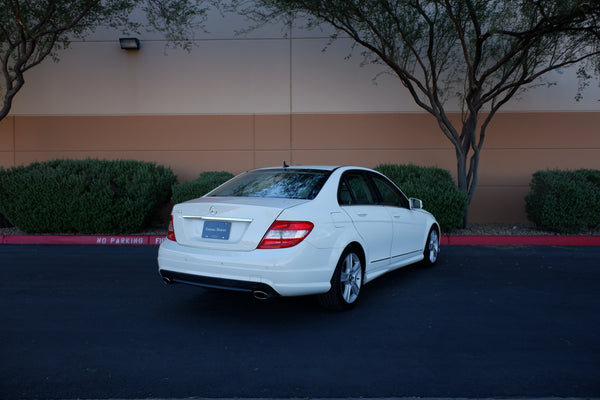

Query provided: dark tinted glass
[371,174,409,208]
[345,173,376,205]
[208,169,331,200]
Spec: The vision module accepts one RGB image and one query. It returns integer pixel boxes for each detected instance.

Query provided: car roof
[249,165,375,173]
[252,165,340,171]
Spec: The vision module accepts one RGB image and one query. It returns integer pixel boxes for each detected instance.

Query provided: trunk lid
[171,197,308,251]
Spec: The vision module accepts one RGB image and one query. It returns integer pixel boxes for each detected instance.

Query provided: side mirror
[409,198,423,209]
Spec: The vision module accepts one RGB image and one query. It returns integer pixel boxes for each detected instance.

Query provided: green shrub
[172,171,235,204]
[525,169,600,234]
[0,159,176,234]
[0,212,11,228]
[375,164,468,232]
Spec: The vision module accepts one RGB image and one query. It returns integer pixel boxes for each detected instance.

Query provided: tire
[421,227,440,266]
[318,248,364,311]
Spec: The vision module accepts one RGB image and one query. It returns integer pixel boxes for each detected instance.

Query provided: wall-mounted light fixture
[119,37,140,50]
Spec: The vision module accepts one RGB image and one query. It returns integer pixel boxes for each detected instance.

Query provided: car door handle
[356,213,368,217]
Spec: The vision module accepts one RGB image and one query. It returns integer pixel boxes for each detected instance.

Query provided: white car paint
[158,165,440,304]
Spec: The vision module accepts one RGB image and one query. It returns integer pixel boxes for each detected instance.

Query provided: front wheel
[318,248,363,311]
[421,227,440,266]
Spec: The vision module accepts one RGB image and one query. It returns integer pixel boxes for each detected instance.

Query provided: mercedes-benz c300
[158,165,440,310]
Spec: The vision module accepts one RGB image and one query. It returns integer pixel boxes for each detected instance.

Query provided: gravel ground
[1,223,599,236]
[450,223,600,236]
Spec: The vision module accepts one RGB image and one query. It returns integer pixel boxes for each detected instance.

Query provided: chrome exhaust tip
[162,276,172,284]
[252,290,270,300]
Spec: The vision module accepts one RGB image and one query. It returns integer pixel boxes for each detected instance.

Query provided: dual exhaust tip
[162,276,271,300]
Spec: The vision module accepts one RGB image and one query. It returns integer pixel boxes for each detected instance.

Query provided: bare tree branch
[0,0,210,120]
[232,0,600,226]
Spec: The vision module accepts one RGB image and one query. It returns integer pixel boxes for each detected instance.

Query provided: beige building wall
[2,112,598,223]
[2,7,599,223]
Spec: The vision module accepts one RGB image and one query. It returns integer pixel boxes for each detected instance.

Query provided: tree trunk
[456,147,470,228]
[456,113,481,229]
[0,71,25,122]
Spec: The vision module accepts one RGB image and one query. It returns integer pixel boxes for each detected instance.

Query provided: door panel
[339,172,392,270]
[344,205,392,267]
[369,173,423,262]
[385,207,424,262]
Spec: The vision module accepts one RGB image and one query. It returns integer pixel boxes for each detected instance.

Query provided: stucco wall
[2,112,599,223]
[2,7,599,224]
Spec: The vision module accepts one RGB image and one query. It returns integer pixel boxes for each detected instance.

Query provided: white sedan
[158,165,440,310]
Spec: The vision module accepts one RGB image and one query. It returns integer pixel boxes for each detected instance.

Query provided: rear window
[208,169,331,200]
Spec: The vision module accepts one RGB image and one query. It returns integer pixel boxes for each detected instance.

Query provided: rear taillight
[258,221,314,249]
[167,216,176,242]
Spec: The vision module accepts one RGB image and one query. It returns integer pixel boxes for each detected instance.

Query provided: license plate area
[202,221,231,240]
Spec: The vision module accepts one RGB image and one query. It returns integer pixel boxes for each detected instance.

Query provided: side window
[339,180,353,205]
[371,174,410,208]
[338,172,376,205]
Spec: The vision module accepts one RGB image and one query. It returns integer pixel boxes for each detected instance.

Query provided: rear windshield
[208,169,331,200]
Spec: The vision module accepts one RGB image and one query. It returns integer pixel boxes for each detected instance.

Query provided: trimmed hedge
[375,164,468,232]
[0,211,11,228]
[525,169,600,234]
[0,159,176,234]
[172,171,235,204]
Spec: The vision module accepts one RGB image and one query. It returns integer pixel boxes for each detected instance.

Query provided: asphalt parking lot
[1,244,599,399]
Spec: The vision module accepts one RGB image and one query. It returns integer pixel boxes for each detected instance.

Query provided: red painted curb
[0,234,166,246]
[1,234,599,246]
[441,235,600,246]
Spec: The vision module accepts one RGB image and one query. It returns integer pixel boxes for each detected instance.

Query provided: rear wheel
[318,248,363,311]
[421,227,440,266]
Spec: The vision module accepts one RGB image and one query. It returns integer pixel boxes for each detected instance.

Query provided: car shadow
[160,261,433,325]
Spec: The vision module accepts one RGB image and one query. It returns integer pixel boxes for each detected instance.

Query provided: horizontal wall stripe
[1,112,598,224]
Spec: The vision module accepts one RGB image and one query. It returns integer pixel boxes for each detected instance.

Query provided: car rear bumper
[157,239,336,297]
[159,269,280,298]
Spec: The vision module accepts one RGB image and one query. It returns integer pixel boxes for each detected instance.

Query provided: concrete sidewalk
[1,233,599,246]
[0,233,167,245]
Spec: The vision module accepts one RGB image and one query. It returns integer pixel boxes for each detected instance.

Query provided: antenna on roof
[283,161,289,168]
